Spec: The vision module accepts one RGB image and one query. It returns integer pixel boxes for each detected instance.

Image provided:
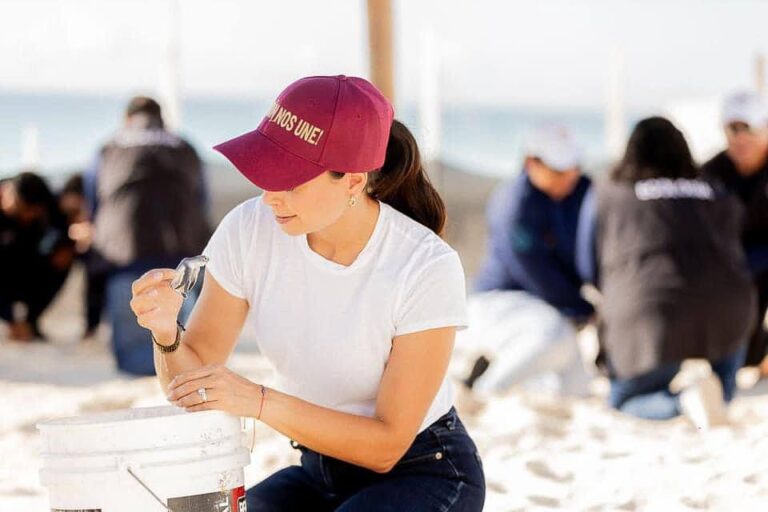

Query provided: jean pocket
[398,450,446,467]
[396,431,447,466]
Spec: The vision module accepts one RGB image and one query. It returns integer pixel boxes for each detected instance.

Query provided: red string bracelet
[257,385,267,421]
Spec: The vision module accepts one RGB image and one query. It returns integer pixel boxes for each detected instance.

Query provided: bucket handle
[125,465,174,512]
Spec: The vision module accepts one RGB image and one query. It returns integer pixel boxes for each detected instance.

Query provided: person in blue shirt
[461,125,595,396]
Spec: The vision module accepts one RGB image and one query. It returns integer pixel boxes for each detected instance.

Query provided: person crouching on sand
[130,75,485,511]
[592,117,755,428]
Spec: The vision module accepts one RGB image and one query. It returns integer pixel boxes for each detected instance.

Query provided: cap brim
[540,155,580,172]
[214,129,326,192]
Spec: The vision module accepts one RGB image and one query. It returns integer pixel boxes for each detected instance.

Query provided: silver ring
[197,387,208,403]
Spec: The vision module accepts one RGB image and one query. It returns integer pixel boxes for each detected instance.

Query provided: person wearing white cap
[702,91,768,375]
[459,124,594,397]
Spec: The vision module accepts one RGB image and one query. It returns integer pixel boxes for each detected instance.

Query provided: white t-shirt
[202,196,468,432]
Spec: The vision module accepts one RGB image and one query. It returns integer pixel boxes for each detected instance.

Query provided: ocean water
[0,92,611,182]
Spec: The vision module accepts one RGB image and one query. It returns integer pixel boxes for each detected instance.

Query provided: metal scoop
[170,255,209,297]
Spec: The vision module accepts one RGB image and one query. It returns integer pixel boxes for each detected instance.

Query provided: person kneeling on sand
[592,117,755,428]
[130,76,485,511]
[460,125,595,397]
[0,172,74,341]
[88,96,211,375]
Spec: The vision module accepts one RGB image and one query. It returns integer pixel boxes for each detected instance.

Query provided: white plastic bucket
[38,406,250,512]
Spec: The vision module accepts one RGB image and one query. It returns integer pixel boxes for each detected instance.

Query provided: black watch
[151,321,186,353]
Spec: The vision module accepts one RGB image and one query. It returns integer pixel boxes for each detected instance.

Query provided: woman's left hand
[166,364,261,417]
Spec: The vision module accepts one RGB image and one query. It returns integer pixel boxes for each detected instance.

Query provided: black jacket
[701,151,768,248]
[92,126,211,267]
[596,178,756,378]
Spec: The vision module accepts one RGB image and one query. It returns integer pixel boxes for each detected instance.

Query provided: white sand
[2,266,768,511]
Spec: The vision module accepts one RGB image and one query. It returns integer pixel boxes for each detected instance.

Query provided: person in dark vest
[460,125,594,397]
[86,96,211,375]
[0,172,74,341]
[701,91,768,376]
[594,117,755,428]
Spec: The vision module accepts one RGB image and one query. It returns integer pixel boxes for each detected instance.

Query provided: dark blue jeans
[247,407,485,511]
[609,346,747,420]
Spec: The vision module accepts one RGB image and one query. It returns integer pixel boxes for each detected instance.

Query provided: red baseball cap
[214,75,394,192]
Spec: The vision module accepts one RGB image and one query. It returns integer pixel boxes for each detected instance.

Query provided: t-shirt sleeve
[202,203,249,300]
[394,251,469,337]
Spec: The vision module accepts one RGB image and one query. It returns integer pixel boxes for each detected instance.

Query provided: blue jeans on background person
[106,261,200,376]
[608,346,747,420]
[247,407,485,512]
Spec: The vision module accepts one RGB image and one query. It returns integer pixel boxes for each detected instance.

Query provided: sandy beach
[3,165,768,511]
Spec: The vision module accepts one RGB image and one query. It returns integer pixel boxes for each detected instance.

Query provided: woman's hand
[68,220,94,253]
[130,268,184,345]
[166,364,262,417]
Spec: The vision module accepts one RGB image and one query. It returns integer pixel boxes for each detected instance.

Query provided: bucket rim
[37,406,235,430]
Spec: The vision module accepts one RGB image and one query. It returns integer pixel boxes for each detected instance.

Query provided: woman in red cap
[130,75,485,511]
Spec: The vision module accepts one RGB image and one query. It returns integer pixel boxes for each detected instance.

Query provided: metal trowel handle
[170,255,209,297]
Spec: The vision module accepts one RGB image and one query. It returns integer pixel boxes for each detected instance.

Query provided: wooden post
[367,0,395,103]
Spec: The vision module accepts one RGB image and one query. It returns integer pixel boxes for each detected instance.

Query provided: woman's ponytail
[367,120,447,236]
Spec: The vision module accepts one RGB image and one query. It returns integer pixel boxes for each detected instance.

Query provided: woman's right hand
[130,269,184,346]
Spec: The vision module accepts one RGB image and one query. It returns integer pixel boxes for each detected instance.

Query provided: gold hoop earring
[348,196,358,207]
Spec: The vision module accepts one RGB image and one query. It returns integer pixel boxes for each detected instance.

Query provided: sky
[1,0,767,110]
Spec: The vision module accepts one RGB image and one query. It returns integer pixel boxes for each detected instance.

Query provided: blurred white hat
[722,91,768,127]
[523,124,582,171]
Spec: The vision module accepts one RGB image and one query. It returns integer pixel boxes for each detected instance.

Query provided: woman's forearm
[260,388,409,473]
[133,264,248,392]
[153,336,205,391]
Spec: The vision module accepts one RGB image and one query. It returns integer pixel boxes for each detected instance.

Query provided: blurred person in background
[87,96,211,375]
[58,173,107,339]
[58,174,87,227]
[460,125,594,397]
[595,117,754,427]
[0,171,75,341]
[701,91,768,377]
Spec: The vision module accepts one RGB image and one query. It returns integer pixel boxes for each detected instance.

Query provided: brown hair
[125,96,164,128]
[331,120,447,236]
[611,116,697,182]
